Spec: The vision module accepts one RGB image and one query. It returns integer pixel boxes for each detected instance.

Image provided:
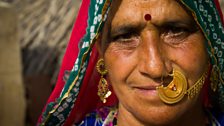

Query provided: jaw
[116,90,205,126]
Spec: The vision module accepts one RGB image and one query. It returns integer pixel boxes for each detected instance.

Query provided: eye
[166,26,188,36]
[110,32,140,50]
[112,32,139,43]
[161,25,197,45]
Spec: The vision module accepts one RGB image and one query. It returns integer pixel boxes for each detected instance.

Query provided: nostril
[162,76,173,87]
[147,76,164,85]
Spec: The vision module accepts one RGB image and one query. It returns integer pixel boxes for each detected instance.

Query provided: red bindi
[144,14,151,21]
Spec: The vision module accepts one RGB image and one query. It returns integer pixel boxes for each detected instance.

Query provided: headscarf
[37,0,224,125]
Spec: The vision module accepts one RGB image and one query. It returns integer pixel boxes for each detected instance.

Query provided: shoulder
[76,107,117,126]
[206,108,224,125]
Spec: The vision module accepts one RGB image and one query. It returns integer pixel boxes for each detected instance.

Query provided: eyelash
[161,26,192,44]
[111,25,198,45]
[164,26,189,35]
[112,32,138,42]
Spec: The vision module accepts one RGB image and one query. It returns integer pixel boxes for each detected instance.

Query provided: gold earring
[96,58,111,103]
[210,66,219,92]
[156,69,187,104]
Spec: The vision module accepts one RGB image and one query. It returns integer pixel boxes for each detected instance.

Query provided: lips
[130,76,173,89]
[132,85,159,90]
[131,83,161,96]
[129,76,173,98]
[130,85,160,102]
[130,80,163,90]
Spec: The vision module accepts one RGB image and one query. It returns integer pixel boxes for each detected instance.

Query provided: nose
[138,30,166,79]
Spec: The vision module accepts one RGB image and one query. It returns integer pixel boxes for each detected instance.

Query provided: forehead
[110,0,192,26]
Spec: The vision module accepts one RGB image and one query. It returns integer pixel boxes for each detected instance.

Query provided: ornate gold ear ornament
[156,69,207,104]
[210,66,219,92]
[96,58,111,103]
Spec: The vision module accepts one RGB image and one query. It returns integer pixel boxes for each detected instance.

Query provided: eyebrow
[159,19,199,31]
[163,19,196,26]
[110,18,198,39]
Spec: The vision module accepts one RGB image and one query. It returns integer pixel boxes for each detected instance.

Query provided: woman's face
[101,0,208,125]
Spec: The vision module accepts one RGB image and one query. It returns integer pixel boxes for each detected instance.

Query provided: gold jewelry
[157,69,207,104]
[96,58,111,103]
[157,69,187,104]
[210,66,219,92]
[185,72,206,99]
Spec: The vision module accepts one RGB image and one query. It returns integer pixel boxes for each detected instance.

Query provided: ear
[95,34,104,57]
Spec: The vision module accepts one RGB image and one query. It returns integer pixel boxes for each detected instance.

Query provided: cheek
[167,40,208,83]
[104,44,137,85]
[178,48,206,69]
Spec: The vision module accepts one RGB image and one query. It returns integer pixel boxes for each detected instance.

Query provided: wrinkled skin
[98,0,209,125]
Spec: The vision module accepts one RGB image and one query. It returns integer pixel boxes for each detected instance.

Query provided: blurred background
[0,0,81,125]
[0,0,223,126]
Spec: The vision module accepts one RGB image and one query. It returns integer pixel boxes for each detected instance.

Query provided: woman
[38,0,224,125]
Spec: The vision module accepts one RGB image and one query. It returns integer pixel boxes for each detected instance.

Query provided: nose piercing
[157,69,187,104]
[144,14,151,21]
[156,68,207,104]
[161,75,164,85]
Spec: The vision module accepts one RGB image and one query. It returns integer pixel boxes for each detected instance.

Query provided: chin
[133,105,182,125]
[121,95,195,126]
